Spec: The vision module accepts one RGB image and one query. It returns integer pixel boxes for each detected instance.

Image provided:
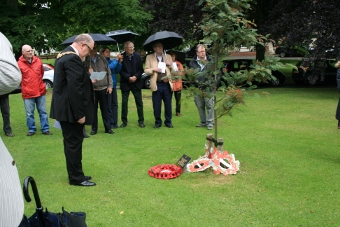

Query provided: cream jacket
[144,53,173,91]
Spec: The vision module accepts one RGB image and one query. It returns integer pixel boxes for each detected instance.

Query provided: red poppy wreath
[148,164,183,179]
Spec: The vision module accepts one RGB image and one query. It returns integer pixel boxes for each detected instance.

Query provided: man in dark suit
[50,34,96,186]
[119,41,145,128]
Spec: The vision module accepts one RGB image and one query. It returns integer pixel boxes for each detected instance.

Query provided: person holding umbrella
[144,42,174,128]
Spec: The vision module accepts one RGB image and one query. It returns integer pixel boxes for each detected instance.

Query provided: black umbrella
[61,33,116,45]
[166,50,186,65]
[106,29,139,52]
[18,176,87,227]
[106,29,139,44]
[143,31,183,51]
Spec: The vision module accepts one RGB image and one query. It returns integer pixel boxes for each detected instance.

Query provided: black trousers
[336,96,340,121]
[173,90,181,114]
[60,121,87,184]
[92,89,111,132]
[121,88,144,124]
[152,82,172,126]
[0,94,11,133]
[108,88,118,128]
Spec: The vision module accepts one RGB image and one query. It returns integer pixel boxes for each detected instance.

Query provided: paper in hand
[158,62,166,73]
[53,120,62,130]
[90,71,106,80]
[172,62,178,72]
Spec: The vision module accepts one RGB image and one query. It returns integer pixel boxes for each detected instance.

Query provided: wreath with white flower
[187,147,240,175]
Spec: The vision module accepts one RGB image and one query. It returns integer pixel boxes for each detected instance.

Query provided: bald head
[71,34,94,59]
[74,34,93,45]
[21,44,34,61]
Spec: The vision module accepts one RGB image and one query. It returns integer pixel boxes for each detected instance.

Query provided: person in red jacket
[17,45,52,136]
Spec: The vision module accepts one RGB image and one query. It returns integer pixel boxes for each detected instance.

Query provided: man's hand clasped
[77,116,85,124]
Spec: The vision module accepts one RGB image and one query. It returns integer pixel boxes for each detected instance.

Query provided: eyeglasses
[125,46,134,49]
[84,43,93,51]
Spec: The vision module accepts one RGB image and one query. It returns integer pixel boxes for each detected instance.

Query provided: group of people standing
[0,32,216,187]
[48,35,216,187]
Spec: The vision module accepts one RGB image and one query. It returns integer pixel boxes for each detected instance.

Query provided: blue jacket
[106,58,122,88]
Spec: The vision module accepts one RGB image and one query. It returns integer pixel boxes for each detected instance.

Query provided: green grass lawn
[3,84,340,226]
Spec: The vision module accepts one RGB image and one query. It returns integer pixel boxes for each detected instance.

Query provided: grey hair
[74,34,93,44]
[196,44,205,52]
[124,41,134,48]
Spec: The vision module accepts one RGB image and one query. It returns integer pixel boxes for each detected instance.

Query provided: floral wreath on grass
[148,164,183,179]
[187,147,240,176]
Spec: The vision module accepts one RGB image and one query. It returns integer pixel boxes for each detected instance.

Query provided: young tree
[185,0,285,140]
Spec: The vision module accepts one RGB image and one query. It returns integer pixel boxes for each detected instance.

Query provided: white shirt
[0,32,21,95]
[0,138,24,227]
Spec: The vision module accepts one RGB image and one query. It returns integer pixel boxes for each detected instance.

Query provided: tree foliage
[262,0,340,59]
[0,0,152,56]
[184,0,286,139]
[140,0,204,43]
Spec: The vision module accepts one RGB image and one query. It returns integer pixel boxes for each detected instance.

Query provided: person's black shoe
[5,132,14,137]
[27,132,35,136]
[70,180,96,186]
[165,124,174,128]
[120,123,127,128]
[90,130,97,135]
[84,176,92,181]
[139,123,145,128]
[154,124,161,128]
[105,130,114,134]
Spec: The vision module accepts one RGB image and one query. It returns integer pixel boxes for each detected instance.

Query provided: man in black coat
[50,34,96,186]
[119,41,145,128]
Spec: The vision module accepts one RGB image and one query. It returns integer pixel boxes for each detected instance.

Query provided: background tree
[0,0,151,56]
[140,0,204,43]
[262,0,340,59]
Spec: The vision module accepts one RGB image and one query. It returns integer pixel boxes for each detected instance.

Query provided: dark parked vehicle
[222,59,286,87]
[275,45,309,58]
[141,73,151,89]
[291,58,337,85]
